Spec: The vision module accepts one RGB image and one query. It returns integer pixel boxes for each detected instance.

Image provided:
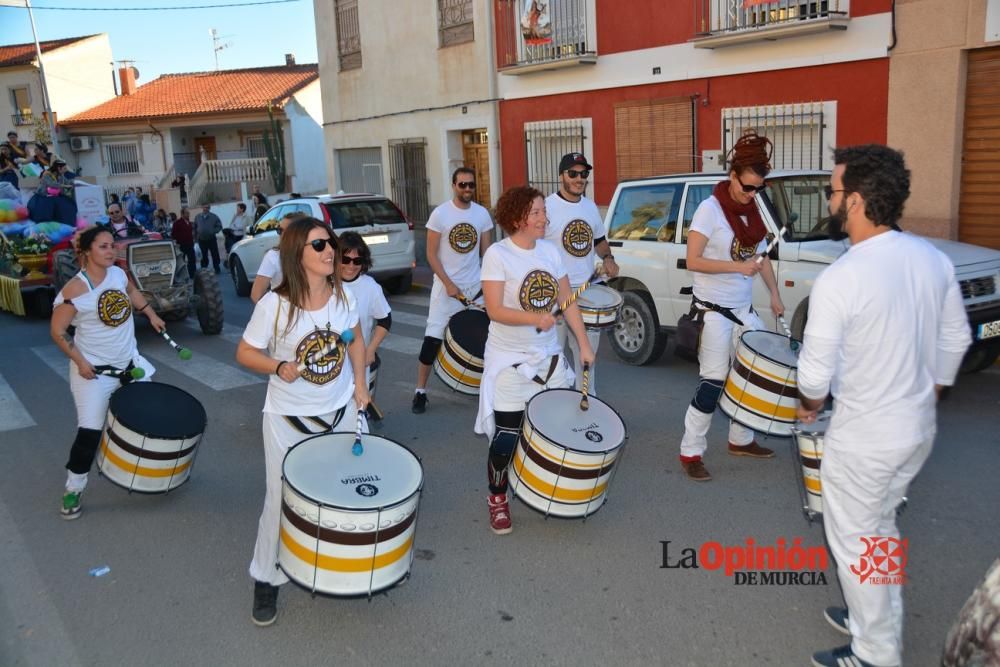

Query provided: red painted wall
[498,59,889,205]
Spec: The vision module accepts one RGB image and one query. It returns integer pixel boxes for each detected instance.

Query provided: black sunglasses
[341,255,364,266]
[736,175,767,194]
[565,169,591,179]
[456,181,476,190]
[823,185,848,201]
[306,238,336,252]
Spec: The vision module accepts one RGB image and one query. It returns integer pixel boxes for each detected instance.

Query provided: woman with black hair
[50,225,164,519]
[677,129,785,482]
[29,159,77,226]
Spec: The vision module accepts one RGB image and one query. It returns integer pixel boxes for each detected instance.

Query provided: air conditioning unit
[70,136,94,152]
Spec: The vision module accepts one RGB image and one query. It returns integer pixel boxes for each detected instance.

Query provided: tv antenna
[209,28,233,71]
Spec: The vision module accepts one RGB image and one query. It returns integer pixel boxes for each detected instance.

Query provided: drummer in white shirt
[544,153,619,394]
[251,211,307,304]
[411,167,494,414]
[797,145,971,667]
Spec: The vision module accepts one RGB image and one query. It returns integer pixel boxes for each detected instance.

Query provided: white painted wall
[286,80,327,194]
[70,130,168,190]
[0,66,43,142]
[42,35,115,120]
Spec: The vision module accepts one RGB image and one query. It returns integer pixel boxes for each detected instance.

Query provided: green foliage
[262,104,286,193]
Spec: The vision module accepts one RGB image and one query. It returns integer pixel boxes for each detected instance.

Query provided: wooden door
[194,137,217,164]
[959,46,1000,249]
[462,129,491,208]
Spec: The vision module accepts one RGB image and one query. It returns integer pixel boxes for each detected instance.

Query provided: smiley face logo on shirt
[562,219,593,258]
[730,237,760,262]
[519,270,559,313]
[449,222,478,254]
[295,330,345,385]
[97,289,132,327]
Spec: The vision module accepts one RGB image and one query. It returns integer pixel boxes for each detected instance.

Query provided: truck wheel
[194,269,224,335]
[53,249,79,292]
[608,291,667,366]
[230,256,251,297]
[790,298,809,340]
[960,344,1000,374]
[160,308,189,322]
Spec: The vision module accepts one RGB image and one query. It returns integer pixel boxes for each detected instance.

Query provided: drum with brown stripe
[96,382,206,493]
[510,388,627,519]
[434,309,489,395]
[791,412,829,518]
[278,432,423,597]
[577,285,623,330]
[719,330,800,437]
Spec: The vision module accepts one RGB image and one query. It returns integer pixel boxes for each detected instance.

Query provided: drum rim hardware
[522,387,628,455]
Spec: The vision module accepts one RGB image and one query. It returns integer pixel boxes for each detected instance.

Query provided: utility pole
[209,28,232,71]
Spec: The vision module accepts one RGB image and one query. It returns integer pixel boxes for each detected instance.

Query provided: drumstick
[777,315,801,351]
[295,328,355,374]
[159,330,192,360]
[352,408,365,456]
[535,267,603,333]
[755,225,790,266]
[451,293,485,311]
[96,367,145,380]
[579,363,591,412]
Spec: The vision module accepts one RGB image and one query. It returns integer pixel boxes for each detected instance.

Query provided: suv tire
[960,344,1000,374]
[230,256,251,298]
[608,291,667,366]
[194,269,224,335]
[53,249,79,292]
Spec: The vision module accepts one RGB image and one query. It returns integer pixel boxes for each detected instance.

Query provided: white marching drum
[719,330,800,437]
[97,382,206,493]
[577,285,623,330]
[278,432,423,597]
[434,309,489,395]
[510,388,627,518]
[791,412,830,518]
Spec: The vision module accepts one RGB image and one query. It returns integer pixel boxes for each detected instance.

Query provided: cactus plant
[262,103,287,193]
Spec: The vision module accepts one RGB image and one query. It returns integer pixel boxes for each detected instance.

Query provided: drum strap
[93,362,137,386]
[681,288,744,327]
[283,406,346,435]
[513,355,560,386]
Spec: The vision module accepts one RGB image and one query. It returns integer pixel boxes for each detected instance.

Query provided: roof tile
[0,35,98,68]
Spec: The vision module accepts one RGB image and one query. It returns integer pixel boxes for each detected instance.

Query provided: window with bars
[614,97,695,182]
[524,119,587,194]
[336,0,362,71]
[721,102,831,171]
[245,135,267,159]
[388,139,430,224]
[439,0,474,46]
[106,142,140,176]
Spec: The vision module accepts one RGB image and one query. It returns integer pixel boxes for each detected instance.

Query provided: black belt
[94,361,138,386]
[679,286,744,326]
[513,355,560,386]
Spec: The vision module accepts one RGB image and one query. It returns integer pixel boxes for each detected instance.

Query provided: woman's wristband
[136,302,151,312]
[274,361,286,375]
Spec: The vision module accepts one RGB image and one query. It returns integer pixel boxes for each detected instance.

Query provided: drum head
[283,433,422,509]
[578,285,622,310]
[741,330,799,367]
[448,309,490,356]
[524,389,626,453]
[109,382,206,438]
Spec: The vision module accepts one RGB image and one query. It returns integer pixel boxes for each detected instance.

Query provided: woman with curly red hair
[473,186,593,534]
[677,129,786,482]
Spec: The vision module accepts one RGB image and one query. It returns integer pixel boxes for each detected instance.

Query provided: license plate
[364,234,389,245]
[978,319,1000,340]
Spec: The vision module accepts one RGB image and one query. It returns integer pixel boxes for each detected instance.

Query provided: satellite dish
[130,66,140,80]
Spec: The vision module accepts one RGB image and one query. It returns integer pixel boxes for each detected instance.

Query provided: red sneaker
[487,493,512,534]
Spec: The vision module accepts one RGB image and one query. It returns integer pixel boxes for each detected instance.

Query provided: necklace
[303,290,333,333]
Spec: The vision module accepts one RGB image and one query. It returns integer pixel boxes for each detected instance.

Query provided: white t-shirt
[480,238,565,356]
[54,266,137,367]
[257,248,282,290]
[689,195,767,309]
[543,192,605,288]
[426,199,494,287]
[343,274,391,345]
[797,231,971,451]
[242,290,360,416]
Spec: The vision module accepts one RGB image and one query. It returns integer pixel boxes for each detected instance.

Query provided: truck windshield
[762,176,832,242]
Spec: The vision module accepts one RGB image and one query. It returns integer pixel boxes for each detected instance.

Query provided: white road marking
[0,372,36,431]
[142,345,264,391]
[389,293,431,308]
[31,345,70,383]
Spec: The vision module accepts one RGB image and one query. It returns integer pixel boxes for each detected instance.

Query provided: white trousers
[248,402,364,586]
[679,306,763,458]
[556,319,601,394]
[494,358,570,412]
[424,278,482,339]
[822,437,933,667]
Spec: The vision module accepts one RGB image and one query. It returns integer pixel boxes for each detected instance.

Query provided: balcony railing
[11,111,33,126]
[692,0,849,48]
[496,0,596,74]
[187,157,271,206]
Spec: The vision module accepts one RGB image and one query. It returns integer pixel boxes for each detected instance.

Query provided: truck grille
[128,242,177,292]
[959,275,996,300]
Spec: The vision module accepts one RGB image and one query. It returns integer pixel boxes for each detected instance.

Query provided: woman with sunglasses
[677,129,785,482]
[236,217,369,626]
[250,211,307,304]
[474,186,592,535]
[338,231,391,418]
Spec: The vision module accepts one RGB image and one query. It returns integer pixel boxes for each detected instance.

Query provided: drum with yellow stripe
[278,432,423,597]
[791,412,829,517]
[97,382,206,494]
[510,388,627,519]
[719,330,799,437]
[434,309,489,395]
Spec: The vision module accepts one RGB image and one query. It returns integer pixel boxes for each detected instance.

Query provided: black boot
[251,581,279,626]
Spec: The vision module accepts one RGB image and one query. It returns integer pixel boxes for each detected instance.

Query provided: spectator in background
[108,193,121,207]
[32,142,51,169]
[152,208,170,236]
[105,203,144,239]
[122,187,136,217]
[226,202,251,255]
[172,206,196,279]
[252,192,268,221]
[251,184,268,206]
[171,174,187,200]
[195,204,223,273]
[0,144,19,189]
[5,131,28,161]
[133,194,157,230]
[29,159,77,226]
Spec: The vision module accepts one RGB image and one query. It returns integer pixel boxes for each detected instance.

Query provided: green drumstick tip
[178,348,193,361]
[130,367,145,379]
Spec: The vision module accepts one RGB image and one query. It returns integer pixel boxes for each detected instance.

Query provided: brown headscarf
[715,129,773,249]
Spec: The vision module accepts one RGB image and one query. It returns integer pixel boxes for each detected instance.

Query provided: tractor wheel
[53,249,80,292]
[194,269,224,335]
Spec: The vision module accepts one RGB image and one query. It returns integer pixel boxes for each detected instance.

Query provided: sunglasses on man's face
[565,169,591,180]
[736,175,767,194]
[341,255,364,266]
[456,181,476,190]
[306,238,336,253]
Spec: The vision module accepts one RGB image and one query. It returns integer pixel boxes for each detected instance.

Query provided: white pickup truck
[603,170,1000,373]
